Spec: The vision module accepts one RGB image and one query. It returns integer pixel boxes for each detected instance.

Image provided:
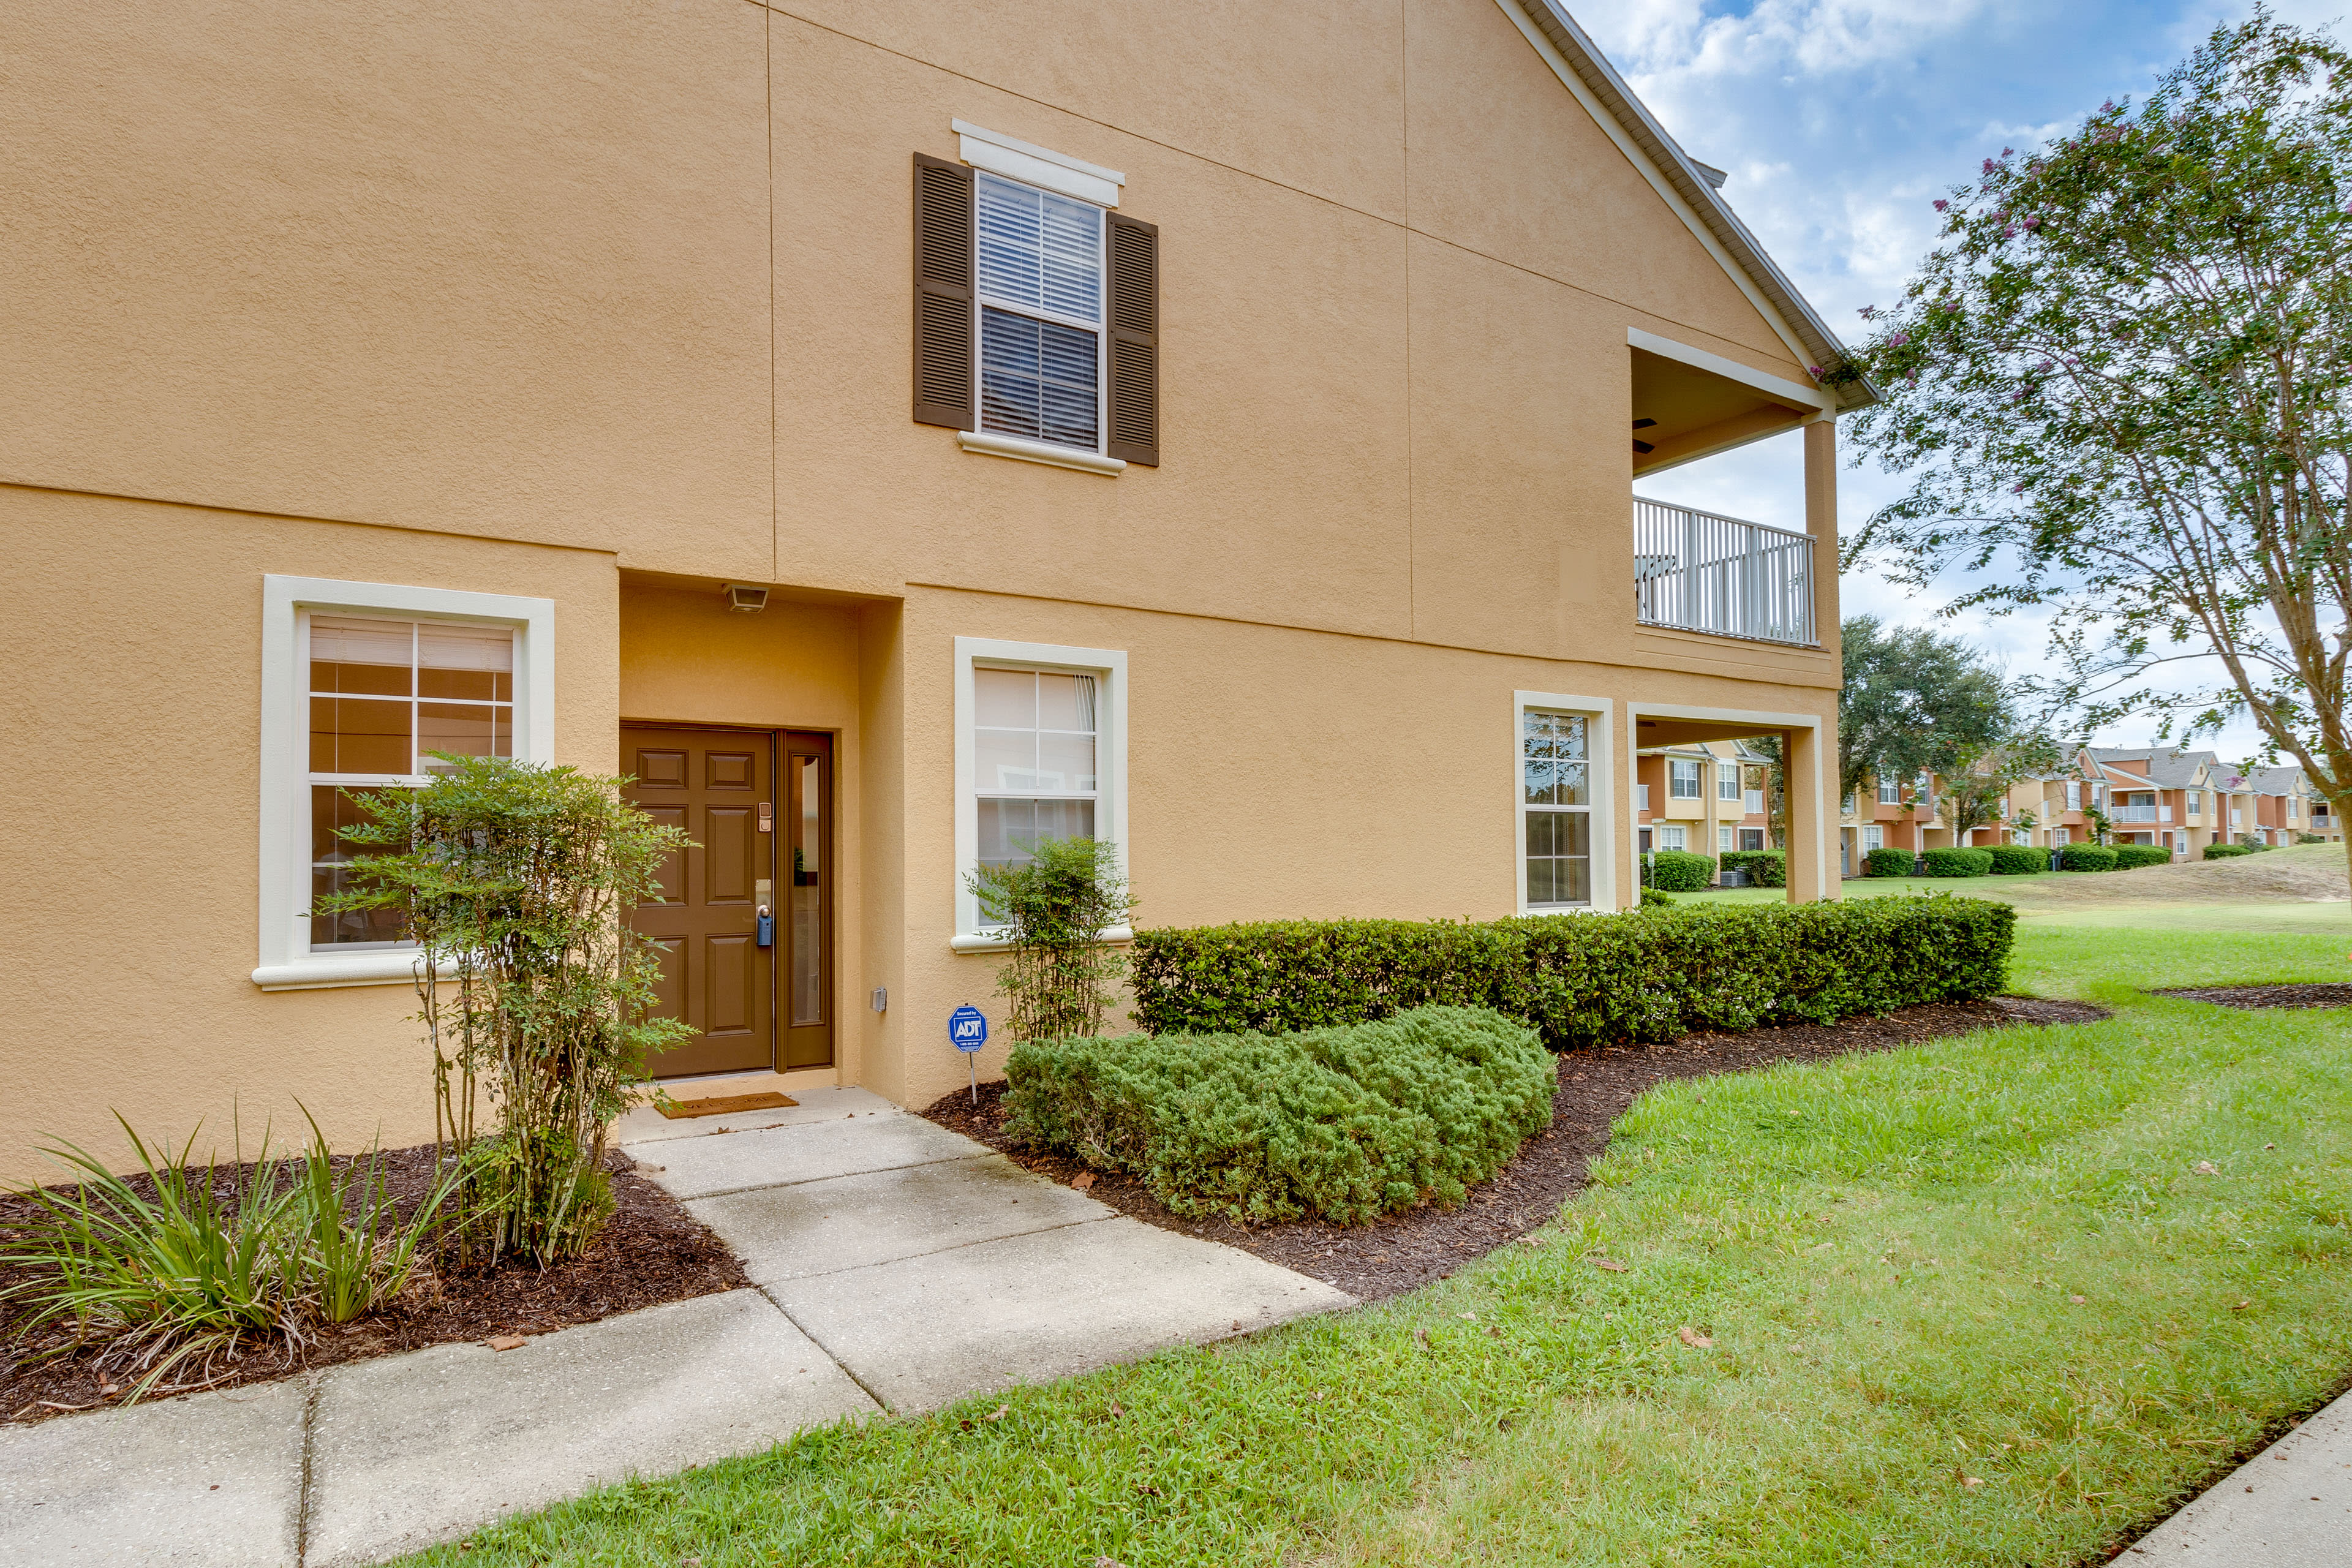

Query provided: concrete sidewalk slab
[635,1110,987,1200]
[0,1376,307,1568]
[612,1085,896,1146]
[2125,1390,2352,1564]
[692,1153,1110,1282]
[774,1215,1355,1414]
[302,1289,875,1567]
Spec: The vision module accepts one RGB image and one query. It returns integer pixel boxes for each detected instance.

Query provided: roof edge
[1507,0,1879,412]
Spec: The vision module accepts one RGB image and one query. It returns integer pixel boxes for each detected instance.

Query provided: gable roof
[2248,765,2309,796]
[1503,1,1877,412]
[2086,747,2224,790]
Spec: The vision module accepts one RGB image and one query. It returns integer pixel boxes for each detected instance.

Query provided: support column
[1784,722,1838,902]
[1804,417,1841,663]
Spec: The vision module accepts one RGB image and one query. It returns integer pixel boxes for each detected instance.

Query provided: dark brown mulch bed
[2154,982,2352,1011]
[1,1145,744,1427]
[921,996,2109,1304]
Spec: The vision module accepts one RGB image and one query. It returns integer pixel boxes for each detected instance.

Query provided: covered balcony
[1627,330,1833,649]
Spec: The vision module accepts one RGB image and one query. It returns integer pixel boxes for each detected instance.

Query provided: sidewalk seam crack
[758,1214,1115,1284]
[293,1371,322,1567]
[755,1287,893,1414]
[677,1150,998,1202]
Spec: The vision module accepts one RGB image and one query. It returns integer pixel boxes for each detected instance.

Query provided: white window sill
[950,924,1136,954]
[958,430,1126,477]
[252,952,424,991]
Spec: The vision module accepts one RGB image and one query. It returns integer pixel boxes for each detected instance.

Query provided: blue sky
[1604,0,2343,759]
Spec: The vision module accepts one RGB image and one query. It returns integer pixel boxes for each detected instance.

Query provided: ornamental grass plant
[1004,1006,1554,1225]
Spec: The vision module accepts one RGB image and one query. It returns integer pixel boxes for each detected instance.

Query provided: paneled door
[622,726,775,1077]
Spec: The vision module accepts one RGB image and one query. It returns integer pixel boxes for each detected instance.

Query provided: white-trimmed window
[1515,694,1612,913]
[954,638,1127,948]
[255,576,554,990]
[2066,780,2082,810]
[1717,825,1735,853]
[1862,824,1884,851]
[1718,766,1741,802]
[2052,827,2070,846]
[1842,792,1857,815]
[1877,775,1902,804]
[976,172,1105,454]
[1668,758,1702,799]
[1656,824,1689,851]
[1740,828,1765,851]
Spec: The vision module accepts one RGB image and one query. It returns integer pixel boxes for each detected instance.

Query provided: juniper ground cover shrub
[1003,1006,1554,1225]
[1129,897,2014,1050]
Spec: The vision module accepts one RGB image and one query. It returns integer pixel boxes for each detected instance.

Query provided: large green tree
[1836,614,2012,805]
[1835,12,2352,880]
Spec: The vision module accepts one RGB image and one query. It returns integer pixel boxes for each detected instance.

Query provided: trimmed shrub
[1640,885,1671,908]
[2111,845,2172,869]
[1648,850,1716,891]
[1719,849,1786,887]
[2204,842,2253,860]
[2299,832,2326,844]
[1128,897,2016,1052]
[1918,847,1995,877]
[1987,845,2045,875]
[2059,843,2119,871]
[1003,1006,1555,1225]
[1865,846,1917,878]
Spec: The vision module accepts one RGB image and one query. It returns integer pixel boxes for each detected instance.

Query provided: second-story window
[1717,765,1741,802]
[2187,788,2203,812]
[977,172,1103,452]
[1877,775,1901,804]
[1668,759,1702,799]
[2066,781,2082,810]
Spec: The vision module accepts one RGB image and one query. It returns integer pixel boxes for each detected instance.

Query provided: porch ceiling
[1635,717,1788,748]
[1631,347,1814,475]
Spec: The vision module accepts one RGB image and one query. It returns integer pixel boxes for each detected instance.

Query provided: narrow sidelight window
[1521,711,1591,907]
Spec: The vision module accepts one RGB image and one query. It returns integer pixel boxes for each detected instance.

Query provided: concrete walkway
[2124,1388,2352,1564]
[0,1087,1351,1567]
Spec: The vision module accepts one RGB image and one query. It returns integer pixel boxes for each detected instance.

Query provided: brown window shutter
[1106,213,1159,466]
[913,153,974,429]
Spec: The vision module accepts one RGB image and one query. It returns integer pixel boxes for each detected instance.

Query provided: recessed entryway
[622,725,835,1078]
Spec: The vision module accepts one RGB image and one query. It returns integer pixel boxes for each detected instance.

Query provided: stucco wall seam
[748,1,1804,371]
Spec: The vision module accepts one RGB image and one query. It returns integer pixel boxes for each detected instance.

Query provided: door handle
[756,905,774,948]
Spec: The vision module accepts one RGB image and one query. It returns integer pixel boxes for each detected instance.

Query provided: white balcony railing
[2115,804,2161,823]
[1637,784,1651,812]
[1634,498,1816,647]
[1745,789,1765,813]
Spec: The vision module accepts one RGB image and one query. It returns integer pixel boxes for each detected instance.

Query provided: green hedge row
[1648,850,1715,891]
[2204,843,2253,860]
[1988,845,2045,874]
[2059,844,2118,871]
[1864,846,1918,877]
[1003,1006,1555,1225]
[2113,845,2173,869]
[1719,849,1786,886]
[1920,846,1995,877]
[1128,898,2016,1051]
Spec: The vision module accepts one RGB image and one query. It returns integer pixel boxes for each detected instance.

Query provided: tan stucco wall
[0,485,619,1187]
[880,586,1835,1110]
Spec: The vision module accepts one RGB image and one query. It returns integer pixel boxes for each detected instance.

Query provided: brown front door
[622,726,776,1077]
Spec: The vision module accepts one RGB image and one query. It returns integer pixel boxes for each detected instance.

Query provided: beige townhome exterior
[0,0,1870,1182]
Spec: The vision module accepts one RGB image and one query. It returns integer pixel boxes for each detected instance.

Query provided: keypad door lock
[755,877,774,948]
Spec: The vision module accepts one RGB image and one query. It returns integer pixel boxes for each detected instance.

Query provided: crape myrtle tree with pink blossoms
[1826,12,2352,884]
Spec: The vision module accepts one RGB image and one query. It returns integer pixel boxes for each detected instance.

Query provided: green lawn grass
[398,922,2352,1568]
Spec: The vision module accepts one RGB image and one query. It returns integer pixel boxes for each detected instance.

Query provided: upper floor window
[2066,781,2082,810]
[1877,775,1902,804]
[976,173,1104,452]
[2187,788,2203,812]
[1668,759,1702,799]
[1717,766,1741,802]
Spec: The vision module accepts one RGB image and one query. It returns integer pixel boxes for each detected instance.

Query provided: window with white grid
[1521,712,1592,907]
[976,172,1105,453]
[1718,765,1741,802]
[1877,775,1901,804]
[1668,758,1702,799]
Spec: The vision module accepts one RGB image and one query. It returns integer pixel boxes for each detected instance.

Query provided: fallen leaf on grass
[1677,1327,1713,1348]
[1589,1257,1629,1273]
[984,1404,1008,1423]
[1071,1171,1096,1191]
[2232,1300,2253,1311]
[2068,1295,2086,1305]
[2193,1161,2220,1176]
[1962,1476,1983,1488]
[1458,1312,1479,1322]
[1108,1399,1125,1420]
[485,1335,529,1352]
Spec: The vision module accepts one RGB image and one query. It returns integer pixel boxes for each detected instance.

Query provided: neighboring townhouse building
[1635,740,1770,861]
[0,0,1871,1180]
[2245,766,2335,845]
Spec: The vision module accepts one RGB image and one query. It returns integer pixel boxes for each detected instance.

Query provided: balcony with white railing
[2114,804,2165,824]
[1633,498,1815,647]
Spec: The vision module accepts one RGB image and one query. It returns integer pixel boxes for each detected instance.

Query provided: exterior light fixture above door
[725,584,769,613]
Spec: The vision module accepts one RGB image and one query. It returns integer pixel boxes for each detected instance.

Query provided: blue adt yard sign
[949,1004,989,1104]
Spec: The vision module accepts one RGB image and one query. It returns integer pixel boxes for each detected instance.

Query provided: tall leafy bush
[1004,1006,1553,1225]
[966,836,1131,1042]
[318,756,689,1266]
[1987,845,2045,874]
[1865,846,1918,877]
[1918,847,1995,877]
[2059,843,2120,872]
[1719,849,1786,886]
[1648,850,1715,891]
[1129,897,2014,1050]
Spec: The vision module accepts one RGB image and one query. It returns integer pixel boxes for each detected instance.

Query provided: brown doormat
[655,1091,798,1120]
